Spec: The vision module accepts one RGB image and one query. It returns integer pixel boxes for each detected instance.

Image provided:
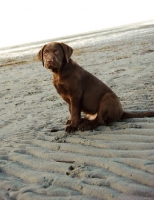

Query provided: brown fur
[38,42,154,133]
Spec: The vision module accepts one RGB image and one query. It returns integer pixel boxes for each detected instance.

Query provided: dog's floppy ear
[60,43,73,63]
[37,45,46,66]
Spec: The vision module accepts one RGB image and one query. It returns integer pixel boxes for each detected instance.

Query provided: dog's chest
[53,75,66,93]
[54,82,67,95]
[53,78,70,104]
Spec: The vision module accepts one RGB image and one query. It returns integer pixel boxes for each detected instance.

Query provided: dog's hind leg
[78,93,123,131]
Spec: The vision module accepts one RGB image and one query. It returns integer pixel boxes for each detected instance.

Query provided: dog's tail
[121,111,154,119]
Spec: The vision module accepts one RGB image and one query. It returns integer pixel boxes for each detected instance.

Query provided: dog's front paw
[65,125,77,133]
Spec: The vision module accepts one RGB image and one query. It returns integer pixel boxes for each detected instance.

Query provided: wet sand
[0,21,154,200]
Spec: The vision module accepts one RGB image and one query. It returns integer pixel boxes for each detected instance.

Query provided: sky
[0,0,154,48]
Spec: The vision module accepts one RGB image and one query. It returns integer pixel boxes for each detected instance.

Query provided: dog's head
[37,42,73,73]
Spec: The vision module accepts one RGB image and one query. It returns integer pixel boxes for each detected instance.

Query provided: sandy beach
[0,21,154,200]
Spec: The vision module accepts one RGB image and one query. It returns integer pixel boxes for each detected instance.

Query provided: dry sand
[0,21,154,200]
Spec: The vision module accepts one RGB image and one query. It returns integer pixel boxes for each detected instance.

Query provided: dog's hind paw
[78,122,91,131]
[65,125,77,133]
[78,120,99,131]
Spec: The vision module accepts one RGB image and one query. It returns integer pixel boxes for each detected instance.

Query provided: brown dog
[38,42,154,133]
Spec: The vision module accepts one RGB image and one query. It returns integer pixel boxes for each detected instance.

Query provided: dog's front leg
[65,97,81,133]
[66,104,72,125]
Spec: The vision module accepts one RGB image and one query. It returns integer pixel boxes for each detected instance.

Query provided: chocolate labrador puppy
[38,42,154,133]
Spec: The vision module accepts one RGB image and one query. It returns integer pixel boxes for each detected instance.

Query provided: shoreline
[0,20,153,53]
[0,20,154,69]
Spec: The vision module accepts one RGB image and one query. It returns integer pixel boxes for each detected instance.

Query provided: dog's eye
[43,50,48,55]
[55,50,60,54]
